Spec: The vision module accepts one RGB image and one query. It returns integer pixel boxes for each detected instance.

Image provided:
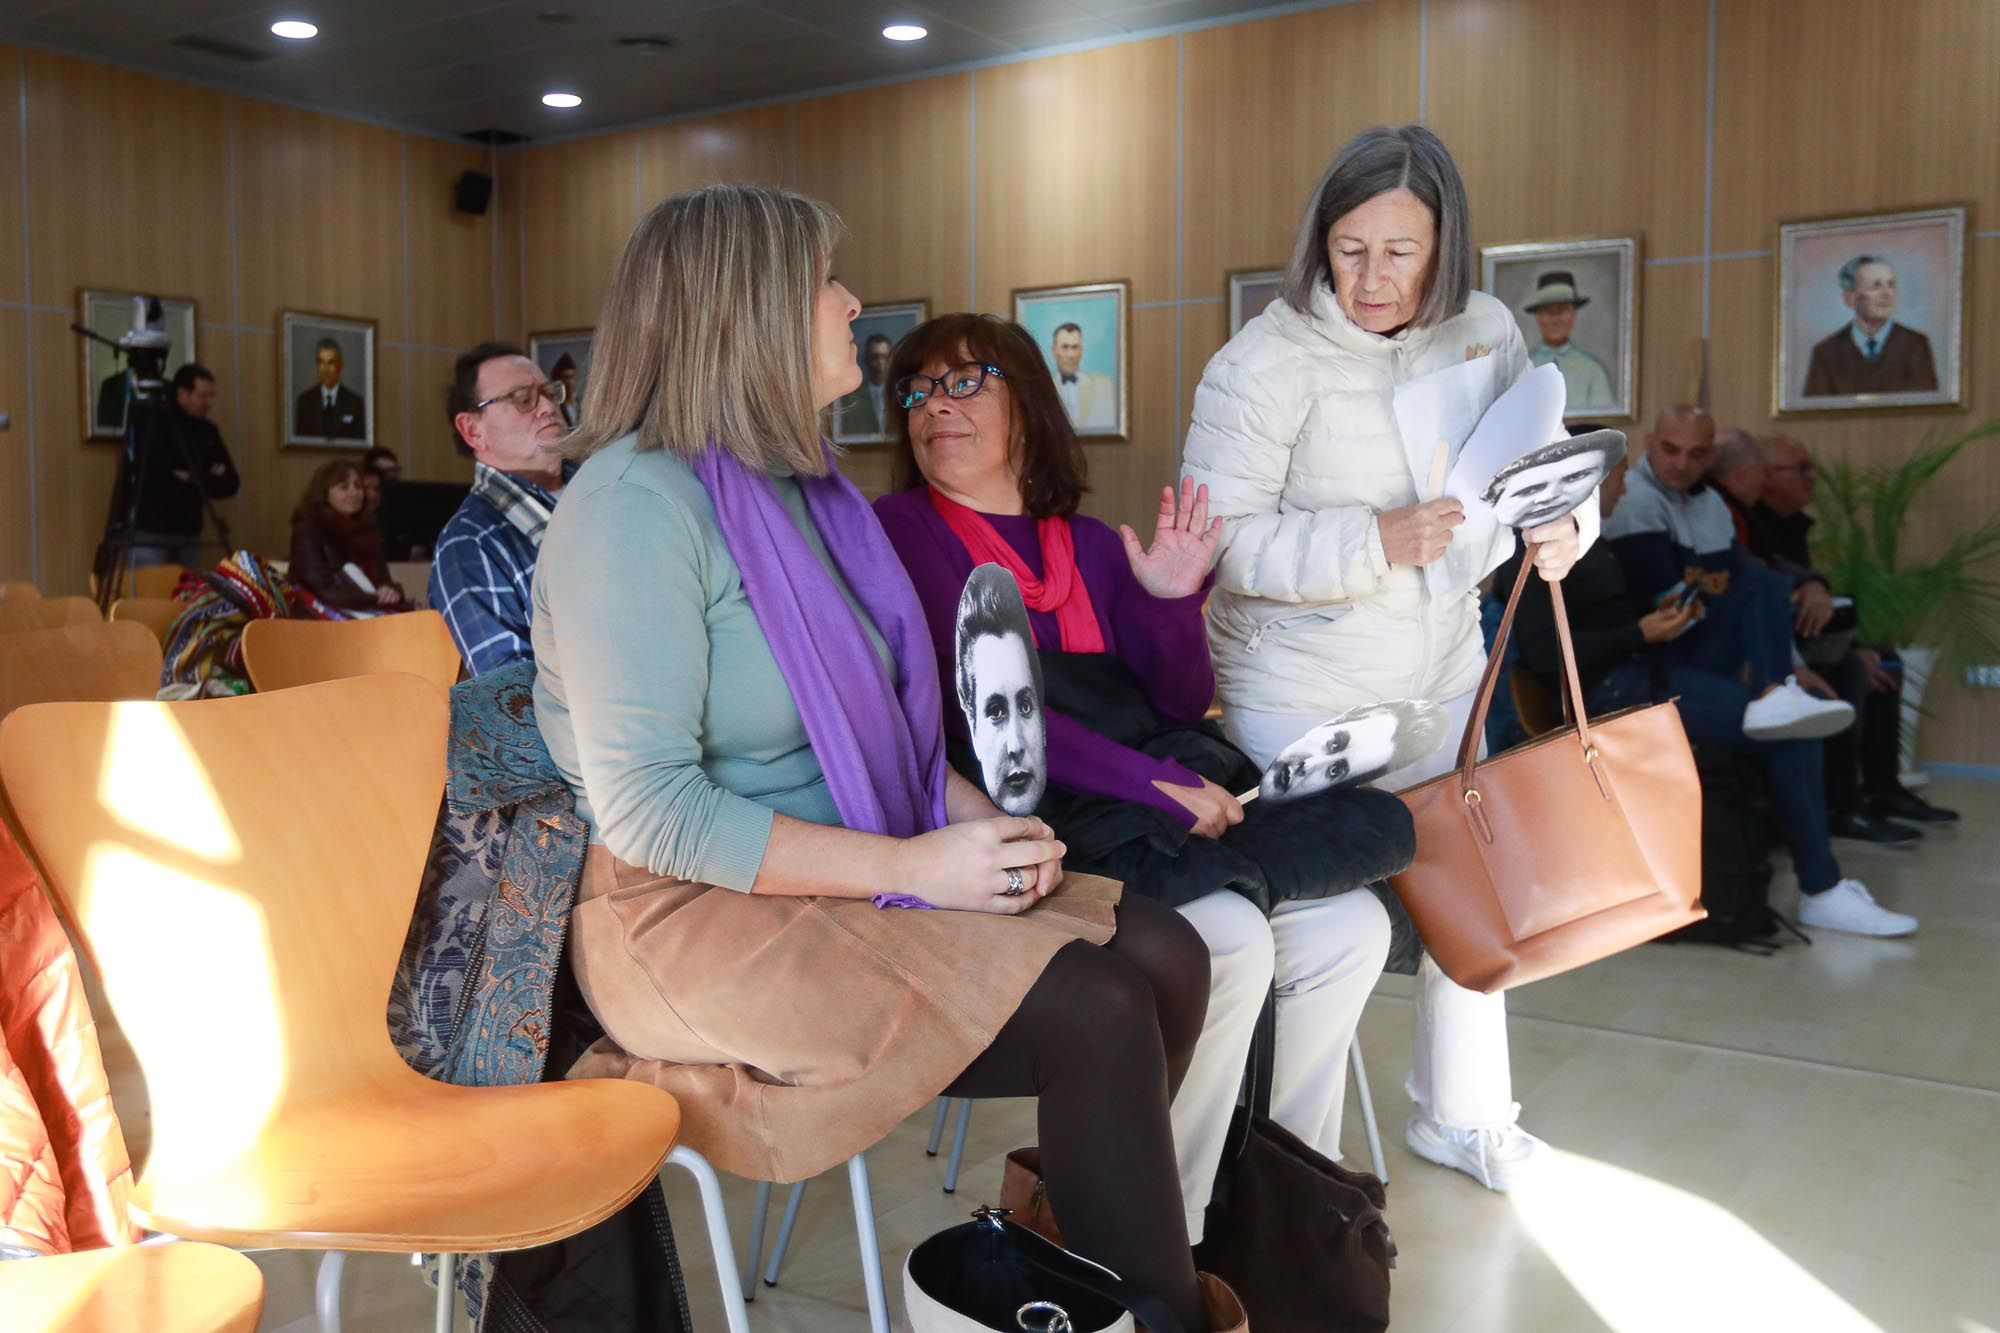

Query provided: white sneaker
[1797,879,1918,937]
[1404,1114,1542,1192]
[1742,677,1856,741]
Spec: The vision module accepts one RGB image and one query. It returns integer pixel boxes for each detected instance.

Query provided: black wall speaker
[453,169,494,216]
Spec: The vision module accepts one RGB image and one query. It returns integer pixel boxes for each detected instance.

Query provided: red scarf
[927,487,1105,653]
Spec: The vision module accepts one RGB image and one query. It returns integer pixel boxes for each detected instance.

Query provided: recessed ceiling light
[542,91,583,108]
[882,24,927,41]
[270,20,318,40]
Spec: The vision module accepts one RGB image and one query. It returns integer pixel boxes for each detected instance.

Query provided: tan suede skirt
[564,845,1122,1183]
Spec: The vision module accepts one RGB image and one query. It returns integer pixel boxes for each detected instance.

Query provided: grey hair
[1280,125,1472,329]
[1838,254,1891,292]
[1711,427,1761,476]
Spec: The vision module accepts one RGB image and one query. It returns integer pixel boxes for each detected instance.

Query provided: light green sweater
[531,434,886,891]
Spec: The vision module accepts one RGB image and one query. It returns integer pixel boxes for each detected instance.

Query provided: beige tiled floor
[113,781,2000,1331]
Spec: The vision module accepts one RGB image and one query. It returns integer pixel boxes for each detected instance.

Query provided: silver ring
[1003,867,1027,897]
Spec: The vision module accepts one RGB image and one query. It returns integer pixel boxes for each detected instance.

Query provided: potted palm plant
[1813,418,2000,774]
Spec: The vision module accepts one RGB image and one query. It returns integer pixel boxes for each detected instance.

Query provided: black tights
[943,894,1211,1332]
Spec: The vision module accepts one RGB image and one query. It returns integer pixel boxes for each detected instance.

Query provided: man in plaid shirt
[429,342,575,674]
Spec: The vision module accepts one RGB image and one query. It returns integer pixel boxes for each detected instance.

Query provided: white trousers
[1171,887,1390,1241]
[1224,691,1521,1135]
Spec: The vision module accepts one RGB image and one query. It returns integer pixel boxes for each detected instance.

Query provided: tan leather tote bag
[1390,556,1706,992]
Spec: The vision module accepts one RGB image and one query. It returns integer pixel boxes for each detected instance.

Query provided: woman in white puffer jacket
[1182,125,1591,1192]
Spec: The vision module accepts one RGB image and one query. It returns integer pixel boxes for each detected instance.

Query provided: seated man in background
[429,341,573,675]
[1711,430,1924,845]
[1753,434,1955,827]
[1508,450,1917,938]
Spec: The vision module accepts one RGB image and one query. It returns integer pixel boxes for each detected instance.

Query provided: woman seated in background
[287,459,405,611]
[873,313,1415,1246]
[532,188,1238,1331]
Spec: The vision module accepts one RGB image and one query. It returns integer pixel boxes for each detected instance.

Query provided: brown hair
[886,314,1089,519]
[565,184,844,475]
[291,459,363,525]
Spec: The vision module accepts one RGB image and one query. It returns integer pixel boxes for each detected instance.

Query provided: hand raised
[1120,479,1222,600]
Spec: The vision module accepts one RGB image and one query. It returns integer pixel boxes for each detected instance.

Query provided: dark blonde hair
[566,184,845,475]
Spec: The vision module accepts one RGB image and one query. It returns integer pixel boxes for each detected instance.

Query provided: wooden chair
[109,597,184,650]
[1,580,41,602]
[0,675,683,1333]
[129,564,192,600]
[0,622,162,726]
[1510,666,1563,738]
[0,1240,263,1333]
[0,596,101,635]
[240,610,461,694]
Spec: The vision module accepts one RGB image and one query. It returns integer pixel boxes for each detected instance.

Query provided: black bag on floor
[1195,989,1394,1333]
[1661,744,1804,952]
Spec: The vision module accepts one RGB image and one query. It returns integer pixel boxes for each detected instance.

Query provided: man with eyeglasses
[429,341,575,674]
[1753,434,1957,829]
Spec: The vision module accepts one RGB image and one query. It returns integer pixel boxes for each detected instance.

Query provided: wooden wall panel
[21,51,234,319]
[1182,1,1422,299]
[1429,0,1709,259]
[236,104,407,341]
[1713,0,2000,254]
[493,149,524,343]
[796,76,971,315]
[406,136,497,351]
[637,104,794,203]
[974,39,1179,311]
[0,310,30,583]
[0,48,23,305]
[29,310,116,594]
[1078,305,1180,535]
[1180,300,1229,447]
[1636,262,1705,429]
[515,131,640,336]
[402,349,468,484]
[236,332,300,562]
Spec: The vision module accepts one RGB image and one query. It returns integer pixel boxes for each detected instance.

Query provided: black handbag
[903,1207,1186,1333]
[1196,986,1396,1332]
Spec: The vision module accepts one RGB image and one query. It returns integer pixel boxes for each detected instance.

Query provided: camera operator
[117,362,241,569]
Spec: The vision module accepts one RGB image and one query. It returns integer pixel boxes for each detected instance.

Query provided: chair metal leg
[942,1098,974,1194]
[314,1250,346,1333]
[434,1252,455,1333]
[741,1180,772,1301]
[762,1180,808,1286]
[925,1095,950,1155]
[666,1144,752,1333]
[1350,1040,1388,1183]
[846,1153,892,1333]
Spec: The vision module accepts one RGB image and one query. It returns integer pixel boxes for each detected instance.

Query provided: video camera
[114,294,173,407]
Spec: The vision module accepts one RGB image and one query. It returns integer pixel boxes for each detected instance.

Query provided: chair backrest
[0,675,449,1166]
[0,621,163,725]
[1509,666,1562,739]
[240,610,461,693]
[110,596,183,650]
[0,581,40,602]
[0,596,101,635]
[130,564,192,600]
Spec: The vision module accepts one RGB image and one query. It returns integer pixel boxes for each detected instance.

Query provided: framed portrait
[832,301,928,446]
[79,289,198,441]
[1228,267,1284,338]
[282,310,376,448]
[1013,280,1129,440]
[1482,236,1640,423]
[1775,205,1966,415]
[529,328,594,430]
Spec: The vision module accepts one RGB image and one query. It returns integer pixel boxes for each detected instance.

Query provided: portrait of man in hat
[1801,254,1938,398]
[1524,271,1614,411]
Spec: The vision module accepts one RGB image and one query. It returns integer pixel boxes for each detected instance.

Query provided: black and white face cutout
[1258,698,1450,802]
[1478,429,1627,531]
[955,565,1048,816]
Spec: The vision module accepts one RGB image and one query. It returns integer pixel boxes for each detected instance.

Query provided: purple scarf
[692,443,948,906]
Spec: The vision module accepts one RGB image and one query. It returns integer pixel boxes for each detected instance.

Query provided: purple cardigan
[874,488,1212,827]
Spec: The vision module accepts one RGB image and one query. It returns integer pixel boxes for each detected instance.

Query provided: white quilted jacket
[1181,282,1598,715]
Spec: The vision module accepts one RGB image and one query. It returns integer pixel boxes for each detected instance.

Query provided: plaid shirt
[428,464,570,675]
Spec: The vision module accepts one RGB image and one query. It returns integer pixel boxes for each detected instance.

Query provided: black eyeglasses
[473,380,567,413]
[895,363,1004,411]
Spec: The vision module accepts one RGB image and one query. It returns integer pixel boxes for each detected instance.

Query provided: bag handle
[1455,551,1598,797]
[974,1211,1187,1333]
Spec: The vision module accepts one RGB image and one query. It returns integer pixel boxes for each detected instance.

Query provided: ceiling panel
[0,0,1359,140]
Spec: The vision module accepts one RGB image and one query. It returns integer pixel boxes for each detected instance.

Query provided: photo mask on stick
[1248,698,1451,803]
[954,564,1048,816]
